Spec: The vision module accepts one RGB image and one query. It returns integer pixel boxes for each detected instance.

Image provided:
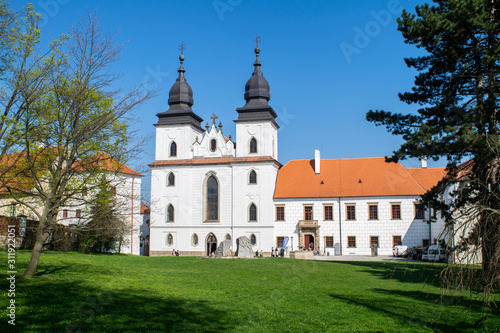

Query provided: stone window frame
[303,204,313,221]
[347,236,356,248]
[275,205,285,221]
[393,235,402,247]
[370,235,379,248]
[368,202,378,220]
[391,202,402,220]
[346,204,356,221]
[325,236,334,248]
[323,204,333,221]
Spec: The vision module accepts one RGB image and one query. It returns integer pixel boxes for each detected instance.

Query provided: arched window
[170,141,177,157]
[225,233,231,241]
[167,172,175,186]
[249,170,257,184]
[167,233,173,246]
[249,137,257,153]
[250,234,257,246]
[166,204,174,222]
[206,175,218,221]
[192,233,199,246]
[210,139,217,152]
[249,203,257,222]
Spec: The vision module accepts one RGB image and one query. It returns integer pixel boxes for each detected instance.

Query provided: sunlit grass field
[0,251,498,332]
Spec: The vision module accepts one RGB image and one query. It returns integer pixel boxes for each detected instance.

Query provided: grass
[1,251,499,332]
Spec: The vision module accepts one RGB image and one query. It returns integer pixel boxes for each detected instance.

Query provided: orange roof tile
[274,157,445,199]
[149,156,280,167]
[78,152,143,177]
[406,167,446,191]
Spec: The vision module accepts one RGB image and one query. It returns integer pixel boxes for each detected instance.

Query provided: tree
[0,2,63,178]
[366,0,500,295]
[0,11,154,277]
[79,179,127,253]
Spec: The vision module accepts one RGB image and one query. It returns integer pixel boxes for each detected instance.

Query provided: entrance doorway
[206,233,217,256]
[304,234,315,250]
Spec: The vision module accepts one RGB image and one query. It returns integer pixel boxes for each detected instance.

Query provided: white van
[423,245,446,262]
[393,245,408,257]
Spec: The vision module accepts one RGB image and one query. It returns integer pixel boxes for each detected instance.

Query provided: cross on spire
[254,34,261,48]
[179,41,186,55]
[210,113,218,125]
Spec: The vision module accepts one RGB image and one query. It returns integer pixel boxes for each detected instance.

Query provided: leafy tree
[367,0,500,294]
[79,180,127,253]
[0,11,154,277]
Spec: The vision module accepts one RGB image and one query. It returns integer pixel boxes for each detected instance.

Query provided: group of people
[171,249,180,256]
[271,247,284,257]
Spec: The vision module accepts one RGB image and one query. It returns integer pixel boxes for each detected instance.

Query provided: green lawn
[1,251,498,332]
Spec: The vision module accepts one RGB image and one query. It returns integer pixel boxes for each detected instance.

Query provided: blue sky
[14,0,437,201]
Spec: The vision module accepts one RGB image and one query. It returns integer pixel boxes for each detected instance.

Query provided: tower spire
[155,43,203,130]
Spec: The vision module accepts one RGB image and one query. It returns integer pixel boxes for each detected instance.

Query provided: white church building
[148,46,446,257]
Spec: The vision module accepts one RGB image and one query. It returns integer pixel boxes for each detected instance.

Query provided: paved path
[312,255,410,262]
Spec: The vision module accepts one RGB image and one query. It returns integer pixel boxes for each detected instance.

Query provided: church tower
[154,49,204,161]
[235,39,279,160]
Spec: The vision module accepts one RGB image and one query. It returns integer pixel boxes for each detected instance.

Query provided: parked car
[393,245,408,257]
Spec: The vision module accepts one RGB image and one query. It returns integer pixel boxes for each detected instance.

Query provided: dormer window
[250,137,257,153]
[170,141,177,157]
[210,139,217,152]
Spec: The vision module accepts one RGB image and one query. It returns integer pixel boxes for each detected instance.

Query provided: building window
[393,235,402,247]
[250,234,257,245]
[249,170,257,184]
[192,233,199,246]
[210,139,217,152]
[346,204,356,220]
[368,204,378,220]
[166,233,173,246]
[249,137,257,153]
[76,209,81,218]
[276,206,285,221]
[347,236,356,248]
[325,236,334,248]
[249,203,257,222]
[166,204,174,222]
[167,172,175,186]
[276,236,284,248]
[110,186,116,196]
[391,203,401,220]
[63,210,68,218]
[415,204,425,219]
[370,236,379,248]
[324,205,333,220]
[170,141,177,157]
[225,233,231,241]
[304,206,313,221]
[206,175,218,221]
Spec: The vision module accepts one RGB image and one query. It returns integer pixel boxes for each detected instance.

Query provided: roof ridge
[402,165,426,192]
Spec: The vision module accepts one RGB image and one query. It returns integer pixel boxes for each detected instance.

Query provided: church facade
[149,46,447,257]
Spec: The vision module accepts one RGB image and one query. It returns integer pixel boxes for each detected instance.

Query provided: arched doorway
[206,233,217,256]
[304,234,315,250]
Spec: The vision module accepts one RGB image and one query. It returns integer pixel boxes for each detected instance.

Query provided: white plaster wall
[149,160,279,254]
[273,196,446,256]
[155,124,203,160]
[235,121,278,159]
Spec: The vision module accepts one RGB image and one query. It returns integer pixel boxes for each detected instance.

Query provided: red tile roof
[149,156,280,167]
[274,157,445,199]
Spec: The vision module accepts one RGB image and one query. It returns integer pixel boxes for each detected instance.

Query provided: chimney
[421,156,428,169]
[315,150,320,174]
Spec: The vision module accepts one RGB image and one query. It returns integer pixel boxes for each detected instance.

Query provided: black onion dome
[156,52,203,129]
[236,46,277,122]
[244,47,270,101]
[168,54,194,106]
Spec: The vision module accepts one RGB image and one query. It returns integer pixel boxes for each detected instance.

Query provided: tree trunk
[22,218,49,278]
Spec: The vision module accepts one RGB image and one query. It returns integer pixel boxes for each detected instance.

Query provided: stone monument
[214,240,232,258]
[236,236,253,258]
